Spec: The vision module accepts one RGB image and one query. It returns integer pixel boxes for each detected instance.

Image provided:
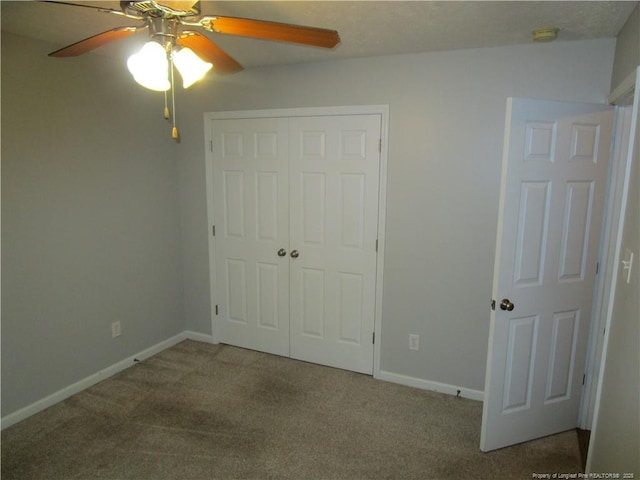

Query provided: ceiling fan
[47,1,340,71]
[45,0,341,138]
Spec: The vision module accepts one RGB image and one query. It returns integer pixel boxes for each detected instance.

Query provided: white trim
[372,106,390,379]
[580,67,640,429]
[586,67,639,473]
[205,105,389,121]
[580,105,633,429]
[203,105,390,374]
[184,330,216,344]
[204,117,219,344]
[0,332,188,430]
[377,370,484,402]
[607,69,637,106]
[1,327,481,434]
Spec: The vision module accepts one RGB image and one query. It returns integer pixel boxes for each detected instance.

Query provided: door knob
[290,250,299,258]
[499,298,515,311]
[277,248,287,257]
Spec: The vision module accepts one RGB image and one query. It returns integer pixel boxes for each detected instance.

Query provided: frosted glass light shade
[127,41,170,91]
[173,47,212,88]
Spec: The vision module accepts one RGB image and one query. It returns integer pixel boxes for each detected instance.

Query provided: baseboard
[376,369,485,402]
[2,332,480,430]
[0,332,189,431]
[184,330,216,344]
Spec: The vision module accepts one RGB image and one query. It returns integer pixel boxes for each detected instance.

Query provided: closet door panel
[212,117,290,356]
[289,114,382,374]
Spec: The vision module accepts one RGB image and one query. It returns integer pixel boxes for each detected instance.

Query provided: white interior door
[481,98,614,452]
[211,112,382,375]
[289,115,381,374]
[212,117,290,356]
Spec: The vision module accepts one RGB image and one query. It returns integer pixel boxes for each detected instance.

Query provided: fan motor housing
[121,1,201,18]
[148,17,180,46]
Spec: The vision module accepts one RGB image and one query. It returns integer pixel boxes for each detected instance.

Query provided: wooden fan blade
[48,27,140,57]
[204,16,340,48]
[178,32,244,74]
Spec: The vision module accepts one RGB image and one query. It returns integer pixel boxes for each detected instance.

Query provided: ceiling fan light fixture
[47,0,341,139]
[173,47,213,88]
[127,41,170,91]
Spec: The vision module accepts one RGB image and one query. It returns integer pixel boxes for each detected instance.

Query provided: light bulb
[127,41,170,91]
[173,47,212,88]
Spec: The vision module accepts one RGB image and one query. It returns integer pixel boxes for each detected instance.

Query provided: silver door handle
[499,298,514,311]
[290,250,299,258]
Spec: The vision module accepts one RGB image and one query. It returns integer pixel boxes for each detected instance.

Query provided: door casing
[204,105,389,377]
[581,68,640,430]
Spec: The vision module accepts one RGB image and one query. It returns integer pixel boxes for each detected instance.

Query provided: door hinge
[491,299,496,311]
[210,140,213,152]
[215,305,219,315]
[372,332,375,344]
[375,239,379,252]
[582,374,586,385]
[596,262,599,275]
[378,138,382,152]
[212,225,216,237]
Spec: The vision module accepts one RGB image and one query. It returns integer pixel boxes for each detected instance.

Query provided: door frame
[580,67,639,429]
[203,105,390,376]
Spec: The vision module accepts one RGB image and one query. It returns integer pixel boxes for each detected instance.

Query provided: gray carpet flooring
[1,340,582,479]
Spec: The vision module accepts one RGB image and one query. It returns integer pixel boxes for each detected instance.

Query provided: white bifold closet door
[212,114,382,374]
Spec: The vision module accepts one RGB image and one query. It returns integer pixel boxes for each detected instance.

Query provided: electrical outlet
[111,321,121,338]
[409,334,420,351]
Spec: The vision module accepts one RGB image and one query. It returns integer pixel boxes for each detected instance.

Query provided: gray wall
[1,32,185,416]
[588,5,640,474]
[0,31,620,417]
[611,3,640,89]
[176,38,615,392]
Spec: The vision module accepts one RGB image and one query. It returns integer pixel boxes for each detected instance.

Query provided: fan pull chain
[163,90,170,120]
[170,55,179,140]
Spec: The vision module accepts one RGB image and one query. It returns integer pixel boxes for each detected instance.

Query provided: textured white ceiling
[1,1,637,69]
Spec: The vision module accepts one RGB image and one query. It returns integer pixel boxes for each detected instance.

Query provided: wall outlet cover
[111,321,122,338]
